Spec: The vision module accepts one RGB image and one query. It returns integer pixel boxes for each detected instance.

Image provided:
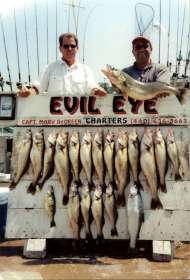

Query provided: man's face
[59,36,78,63]
[132,40,152,64]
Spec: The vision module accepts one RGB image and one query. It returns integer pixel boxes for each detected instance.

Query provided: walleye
[10,129,32,189]
[91,185,104,244]
[54,131,70,205]
[92,129,104,186]
[38,131,57,190]
[102,65,186,104]
[154,128,167,193]
[127,185,144,254]
[69,131,80,184]
[176,141,189,180]
[128,129,142,190]
[44,185,56,227]
[81,183,92,240]
[115,130,128,206]
[104,183,118,236]
[104,131,115,184]
[68,181,81,245]
[140,129,163,209]
[28,129,44,194]
[80,131,92,186]
[166,128,180,180]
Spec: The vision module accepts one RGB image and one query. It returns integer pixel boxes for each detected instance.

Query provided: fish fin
[117,193,126,207]
[151,197,163,209]
[50,219,56,228]
[160,183,167,193]
[62,194,69,205]
[27,183,36,195]
[111,227,118,237]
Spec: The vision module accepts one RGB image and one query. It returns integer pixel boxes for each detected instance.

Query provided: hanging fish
[92,129,104,186]
[44,185,56,228]
[80,131,92,186]
[69,131,80,184]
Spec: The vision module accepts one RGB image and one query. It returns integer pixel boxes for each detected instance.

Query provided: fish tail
[117,193,126,207]
[160,183,167,193]
[62,194,69,205]
[50,219,56,228]
[27,183,36,195]
[151,197,163,209]
[111,227,118,237]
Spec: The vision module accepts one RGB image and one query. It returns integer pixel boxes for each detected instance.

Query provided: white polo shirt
[39,59,98,96]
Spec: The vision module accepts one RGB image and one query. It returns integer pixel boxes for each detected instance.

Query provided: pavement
[0,239,190,279]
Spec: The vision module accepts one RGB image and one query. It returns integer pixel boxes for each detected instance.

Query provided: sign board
[0,94,16,120]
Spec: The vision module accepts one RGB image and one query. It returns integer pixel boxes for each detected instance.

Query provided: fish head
[34,129,44,144]
[83,130,92,144]
[48,131,58,145]
[94,184,102,199]
[106,183,114,196]
[142,128,153,149]
[129,185,138,197]
[70,181,78,196]
[23,129,32,143]
[166,128,174,144]
[154,128,164,144]
[117,129,127,148]
[128,129,138,144]
[70,131,79,145]
[105,130,114,144]
[101,65,126,89]
[82,183,90,196]
[57,131,68,146]
[47,185,54,196]
[94,129,103,146]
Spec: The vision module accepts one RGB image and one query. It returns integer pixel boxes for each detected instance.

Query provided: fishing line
[34,0,40,76]
[167,0,171,67]
[13,7,21,83]
[24,4,31,83]
[46,0,49,64]
[56,0,58,60]
[178,0,186,73]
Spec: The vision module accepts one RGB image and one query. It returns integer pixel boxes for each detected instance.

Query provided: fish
[102,65,187,104]
[44,185,56,227]
[54,131,70,205]
[92,129,104,186]
[69,131,80,184]
[154,128,167,193]
[140,128,163,209]
[28,129,44,194]
[166,128,180,180]
[127,184,144,254]
[104,131,115,185]
[38,131,57,190]
[80,131,92,186]
[128,129,142,190]
[67,181,81,245]
[104,183,118,236]
[10,129,32,189]
[176,140,189,180]
[91,185,104,244]
[115,130,128,206]
[81,183,92,240]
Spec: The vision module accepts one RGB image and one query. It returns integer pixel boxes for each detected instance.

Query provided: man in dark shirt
[123,36,170,114]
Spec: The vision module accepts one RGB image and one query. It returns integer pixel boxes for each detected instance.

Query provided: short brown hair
[59,32,78,47]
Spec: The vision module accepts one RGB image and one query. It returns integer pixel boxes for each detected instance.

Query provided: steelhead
[69,131,80,184]
[104,131,115,185]
[102,65,187,104]
[115,130,128,206]
[104,183,118,236]
[28,129,44,194]
[44,185,56,228]
[128,129,142,190]
[154,128,167,193]
[81,183,92,240]
[80,131,92,186]
[166,128,180,180]
[38,131,57,189]
[10,129,32,189]
[54,131,70,205]
[140,128,163,209]
[92,129,104,186]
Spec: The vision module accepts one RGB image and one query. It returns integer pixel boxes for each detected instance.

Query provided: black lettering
[113,96,126,114]
[144,99,158,114]
[88,96,101,114]
[64,97,79,114]
[128,97,143,114]
[50,97,63,115]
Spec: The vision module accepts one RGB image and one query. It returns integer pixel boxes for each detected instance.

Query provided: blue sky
[0,0,189,90]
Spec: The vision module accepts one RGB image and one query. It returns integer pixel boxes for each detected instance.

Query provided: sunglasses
[63,44,77,49]
[134,43,150,50]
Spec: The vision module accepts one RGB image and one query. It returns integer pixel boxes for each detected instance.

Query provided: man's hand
[16,85,38,97]
[91,86,107,97]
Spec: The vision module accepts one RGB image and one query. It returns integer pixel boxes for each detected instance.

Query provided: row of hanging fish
[44,183,143,252]
[10,127,189,209]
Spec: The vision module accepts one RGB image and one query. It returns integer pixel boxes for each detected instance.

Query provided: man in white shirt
[18,32,106,97]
